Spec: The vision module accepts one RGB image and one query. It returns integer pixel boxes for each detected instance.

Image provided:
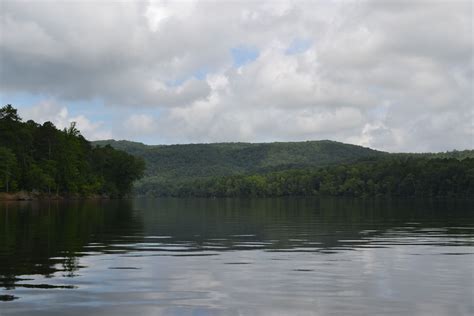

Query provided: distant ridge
[93,139,387,191]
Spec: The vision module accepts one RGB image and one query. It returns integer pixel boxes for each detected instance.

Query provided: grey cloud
[0,0,213,106]
[0,0,472,151]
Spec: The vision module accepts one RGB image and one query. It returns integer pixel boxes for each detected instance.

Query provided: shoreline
[0,192,111,201]
[2,192,472,201]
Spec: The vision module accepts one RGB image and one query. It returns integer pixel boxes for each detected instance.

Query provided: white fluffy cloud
[1,0,472,152]
[19,101,112,141]
[124,114,158,136]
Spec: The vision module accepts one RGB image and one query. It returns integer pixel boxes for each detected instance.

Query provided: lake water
[0,198,473,315]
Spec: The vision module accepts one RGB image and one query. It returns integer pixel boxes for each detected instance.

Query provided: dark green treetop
[0,105,145,197]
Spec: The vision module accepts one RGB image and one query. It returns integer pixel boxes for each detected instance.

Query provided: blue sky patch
[166,78,187,87]
[285,38,312,55]
[0,92,48,109]
[194,67,210,80]
[231,46,259,67]
[165,67,211,88]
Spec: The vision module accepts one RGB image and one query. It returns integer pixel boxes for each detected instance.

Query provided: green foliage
[0,104,21,121]
[393,150,474,160]
[94,139,387,194]
[0,147,18,192]
[130,157,474,198]
[0,105,144,197]
[95,140,473,198]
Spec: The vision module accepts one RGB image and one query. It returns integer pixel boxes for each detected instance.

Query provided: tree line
[0,105,145,197]
[94,139,387,187]
[136,157,474,198]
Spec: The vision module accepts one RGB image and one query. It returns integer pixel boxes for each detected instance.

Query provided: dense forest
[135,157,474,198]
[96,140,474,198]
[93,139,387,194]
[0,105,145,197]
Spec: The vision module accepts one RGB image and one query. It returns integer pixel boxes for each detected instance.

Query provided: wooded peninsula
[0,105,145,199]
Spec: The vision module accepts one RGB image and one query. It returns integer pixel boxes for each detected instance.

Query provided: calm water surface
[0,198,473,315]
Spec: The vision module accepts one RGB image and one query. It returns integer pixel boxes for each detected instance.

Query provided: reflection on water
[0,198,473,315]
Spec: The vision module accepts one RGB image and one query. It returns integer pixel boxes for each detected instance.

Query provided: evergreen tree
[0,105,145,197]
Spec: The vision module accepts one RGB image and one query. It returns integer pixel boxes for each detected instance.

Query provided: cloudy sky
[0,0,472,152]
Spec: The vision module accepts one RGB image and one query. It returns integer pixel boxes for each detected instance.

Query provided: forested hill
[0,105,145,198]
[93,139,387,191]
[93,140,474,198]
[93,139,387,177]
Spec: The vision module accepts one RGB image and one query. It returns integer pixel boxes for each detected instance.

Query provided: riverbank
[0,192,110,201]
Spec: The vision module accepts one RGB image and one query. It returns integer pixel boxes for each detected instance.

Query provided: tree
[0,105,145,197]
[64,122,80,137]
[0,104,21,122]
[0,147,18,192]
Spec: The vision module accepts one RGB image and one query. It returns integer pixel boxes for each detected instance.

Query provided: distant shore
[0,192,111,201]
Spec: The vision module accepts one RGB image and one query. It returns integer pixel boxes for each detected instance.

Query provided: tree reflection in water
[1,198,472,293]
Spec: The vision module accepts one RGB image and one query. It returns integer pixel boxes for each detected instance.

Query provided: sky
[0,0,472,152]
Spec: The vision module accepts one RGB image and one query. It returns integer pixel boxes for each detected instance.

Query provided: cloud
[19,101,112,141]
[124,114,158,136]
[0,0,472,151]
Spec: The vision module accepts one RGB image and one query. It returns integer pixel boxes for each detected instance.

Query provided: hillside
[93,140,387,192]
